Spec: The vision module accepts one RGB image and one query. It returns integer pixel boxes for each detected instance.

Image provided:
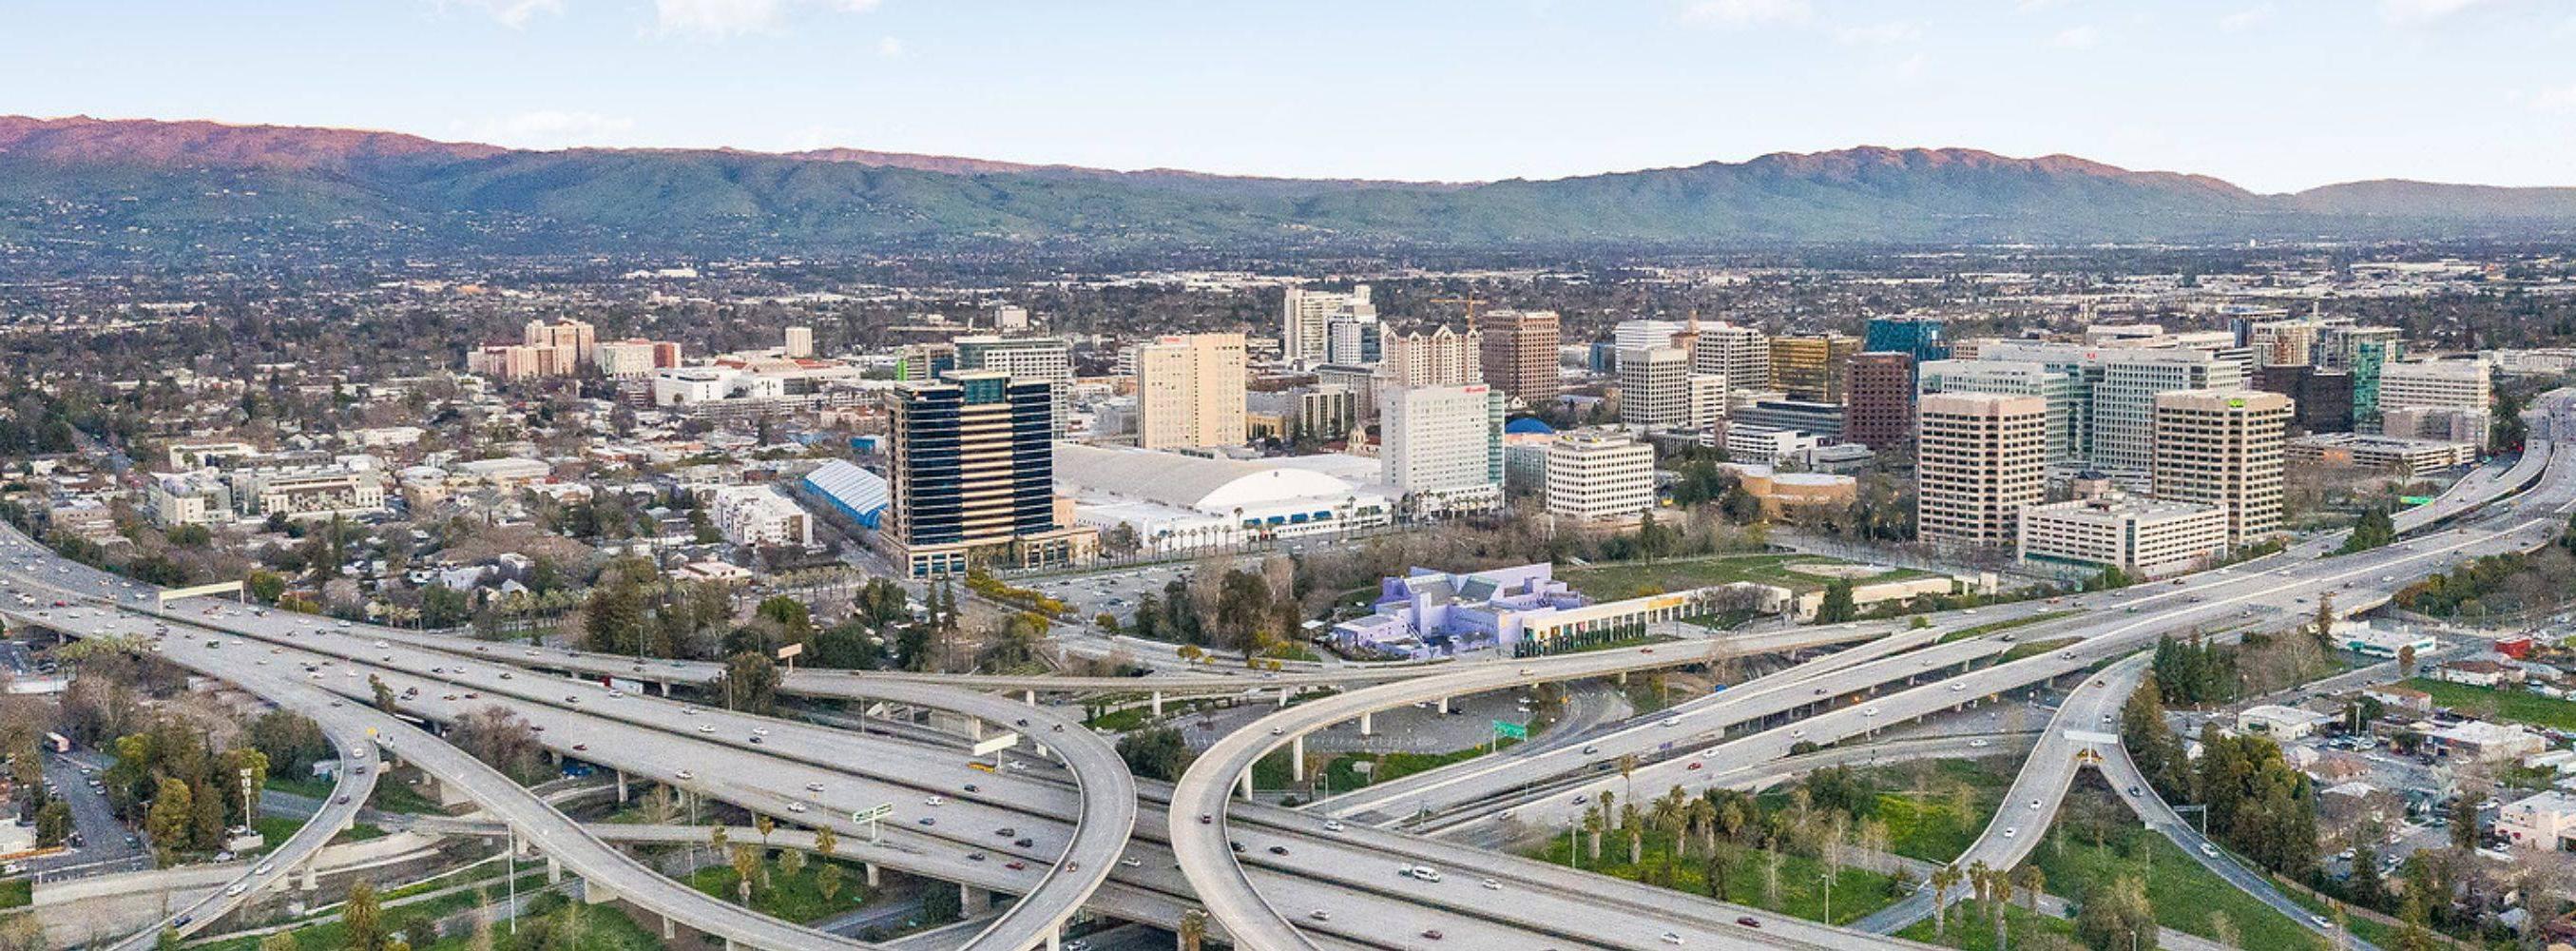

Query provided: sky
[5,0,2575,192]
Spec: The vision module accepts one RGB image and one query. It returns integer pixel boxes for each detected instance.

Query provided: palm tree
[1583,805,1605,863]
[1967,860,1992,911]
[813,826,836,858]
[1178,909,1208,951]
[1622,803,1644,865]
[1989,875,2015,951]
[1618,753,1640,802]
[2013,864,2045,918]
[1930,864,1962,939]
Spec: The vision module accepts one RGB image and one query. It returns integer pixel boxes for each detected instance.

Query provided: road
[1852,652,2150,934]
[1170,391,2576,951]
[28,751,149,880]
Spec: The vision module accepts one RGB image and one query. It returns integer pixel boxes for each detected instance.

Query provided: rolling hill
[3,114,2572,265]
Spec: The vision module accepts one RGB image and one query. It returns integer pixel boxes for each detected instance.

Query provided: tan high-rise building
[783,325,816,359]
[2152,390,2291,548]
[1476,309,1561,405]
[522,319,597,364]
[1135,333,1247,450]
[1917,393,2048,548]
[1692,322,1772,392]
[1769,334,1860,403]
[1379,325,1482,388]
[1618,346,1693,429]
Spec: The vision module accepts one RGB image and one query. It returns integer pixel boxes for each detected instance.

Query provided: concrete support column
[547,855,561,885]
[1047,924,1061,951]
[1238,769,1254,799]
[1618,671,1629,686]
[615,769,628,804]
[300,858,318,891]
[1359,711,1373,736]
[663,916,675,941]
[1151,691,1163,716]
[960,884,990,916]
[865,863,880,887]
[1275,689,1289,708]
[1291,735,1305,782]
[968,718,984,741]
[1436,696,1451,714]
[583,878,619,905]
[1024,689,1037,706]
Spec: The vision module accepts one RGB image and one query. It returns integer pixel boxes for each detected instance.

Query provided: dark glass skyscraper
[889,370,1084,576]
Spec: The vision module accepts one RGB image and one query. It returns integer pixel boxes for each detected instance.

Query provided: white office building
[1691,322,1773,392]
[1282,284,1375,367]
[1918,359,2088,468]
[956,335,1075,437]
[1382,384,1505,514]
[1544,431,1656,521]
[1618,345,1693,429]
[705,484,815,549]
[2019,494,2230,578]
[1917,393,2048,549]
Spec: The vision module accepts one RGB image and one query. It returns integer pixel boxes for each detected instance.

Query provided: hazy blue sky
[6,0,2572,191]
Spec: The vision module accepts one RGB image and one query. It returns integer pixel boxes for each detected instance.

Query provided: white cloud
[1836,20,1921,46]
[2533,85,2576,112]
[2049,24,2100,48]
[655,0,783,37]
[2220,4,2274,31]
[837,0,882,10]
[459,110,638,148]
[876,36,906,57]
[1680,0,1812,29]
[2380,0,2489,24]
[2015,0,2065,11]
[436,0,564,29]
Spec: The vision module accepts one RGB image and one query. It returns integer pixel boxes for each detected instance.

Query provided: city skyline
[4,1,2573,192]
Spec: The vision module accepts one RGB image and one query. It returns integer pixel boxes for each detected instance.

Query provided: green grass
[1084,707,1150,731]
[1264,739,1525,798]
[1896,900,2076,950]
[1263,642,1323,663]
[2405,678,2576,731]
[265,775,445,814]
[1680,609,1763,631]
[1561,553,1932,601]
[1937,611,2083,644]
[2000,637,2083,662]
[1528,827,1903,926]
[2030,812,2324,951]
[2276,883,2408,950]
[247,816,385,854]
[1865,760,2015,864]
[683,855,873,923]
[0,878,29,910]
[194,873,555,951]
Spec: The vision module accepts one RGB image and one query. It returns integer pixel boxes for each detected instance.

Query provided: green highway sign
[1491,720,1528,740]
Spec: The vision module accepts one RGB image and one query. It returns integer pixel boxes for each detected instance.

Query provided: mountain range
[5,114,2575,265]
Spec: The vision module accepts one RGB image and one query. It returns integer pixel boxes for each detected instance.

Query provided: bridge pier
[663,915,676,941]
[1024,689,1037,706]
[1436,696,1451,714]
[865,863,880,887]
[582,877,620,905]
[1290,735,1305,782]
[1238,770,1254,799]
[1150,691,1163,716]
[961,884,990,917]
[1276,689,1289,708]
[547,855,561,884]
[1359,711,1373,736]
[615,769,628,804]
[1618,671,1629,686]
[1047,924,1061,951]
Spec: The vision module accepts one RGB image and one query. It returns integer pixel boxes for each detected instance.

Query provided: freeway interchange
[2,387,2568,951]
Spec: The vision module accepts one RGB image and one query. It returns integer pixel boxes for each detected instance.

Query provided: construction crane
[1428,295,1489,322]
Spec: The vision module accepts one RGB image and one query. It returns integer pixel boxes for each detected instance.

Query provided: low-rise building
[705,484,814,549]
[2428,720,2546,764]
[2363,685,2433,714]
[2437,659,2521,688]
[2237,704,2331,740]
[226,465,388,520]
[145,472,234,527]
[2017,494,2230,578]
[1325,562,1719,659]
[2496,790,2576,851]
[2334,624,2438,660]
[2287,433,2478,476]
[1720,464,1857,518]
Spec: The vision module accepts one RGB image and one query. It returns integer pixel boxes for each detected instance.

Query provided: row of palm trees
[1927,859,2047,949]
